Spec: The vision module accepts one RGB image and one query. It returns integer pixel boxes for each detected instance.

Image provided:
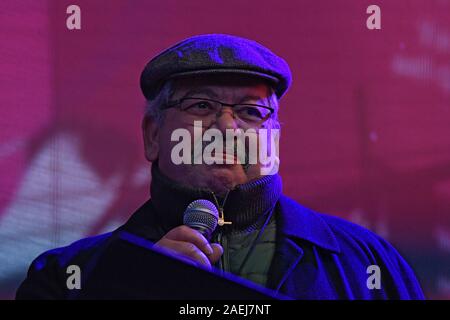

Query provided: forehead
[170,73,273,102]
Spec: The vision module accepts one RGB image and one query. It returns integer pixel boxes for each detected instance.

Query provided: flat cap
[140,34,292,100]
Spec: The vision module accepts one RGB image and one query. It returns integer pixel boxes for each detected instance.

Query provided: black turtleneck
[149,163,283,234]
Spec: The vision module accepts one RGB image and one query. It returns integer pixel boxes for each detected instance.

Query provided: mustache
[191,138,251,166]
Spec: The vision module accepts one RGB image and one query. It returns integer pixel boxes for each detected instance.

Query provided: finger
[166,225,213,256]
[208,243,223,264]
[156,238,211,268]
[177,241,212,268]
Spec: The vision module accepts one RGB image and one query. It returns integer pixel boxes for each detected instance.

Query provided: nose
[212,106,239,132]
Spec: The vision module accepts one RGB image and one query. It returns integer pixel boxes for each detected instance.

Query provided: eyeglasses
[162,97,274,127]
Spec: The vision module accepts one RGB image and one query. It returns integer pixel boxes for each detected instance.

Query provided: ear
[142,115,160,162]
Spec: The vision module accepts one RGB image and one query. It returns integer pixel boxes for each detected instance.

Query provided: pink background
[0,0,449,299]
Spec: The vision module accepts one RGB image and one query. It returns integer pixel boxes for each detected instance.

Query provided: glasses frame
[161,96,275,126]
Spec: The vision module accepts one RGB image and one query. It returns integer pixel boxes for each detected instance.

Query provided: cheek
[157,120,197,156]
[157,127,175,157]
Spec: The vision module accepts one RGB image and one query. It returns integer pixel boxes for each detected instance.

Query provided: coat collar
[276,195,341,253]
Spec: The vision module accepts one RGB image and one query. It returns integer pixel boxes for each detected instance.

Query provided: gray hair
[144,80,175,124]
[144,79,281,128]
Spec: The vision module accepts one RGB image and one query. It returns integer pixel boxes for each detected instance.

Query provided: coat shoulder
[278,195,425,299]
[280,195,399,254]
[279,195,385,248]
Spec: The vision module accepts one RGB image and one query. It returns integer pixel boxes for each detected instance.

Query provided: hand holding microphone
[154,200,223,268]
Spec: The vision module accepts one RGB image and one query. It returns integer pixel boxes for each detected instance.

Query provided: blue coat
[16,195,425,299]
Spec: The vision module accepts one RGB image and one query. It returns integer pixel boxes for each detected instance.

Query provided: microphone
[183,199,219,241]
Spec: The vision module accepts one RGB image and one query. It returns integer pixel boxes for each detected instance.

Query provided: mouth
[192,139,249,165]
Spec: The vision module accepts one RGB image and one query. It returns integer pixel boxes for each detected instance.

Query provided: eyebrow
[180,90,268,106]
[181,88,219,99]
[239,95,267,104]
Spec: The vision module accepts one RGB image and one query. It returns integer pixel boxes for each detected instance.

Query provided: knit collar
[149,163,283,233]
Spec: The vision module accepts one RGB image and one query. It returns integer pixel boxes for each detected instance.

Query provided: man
[16,34,424,299]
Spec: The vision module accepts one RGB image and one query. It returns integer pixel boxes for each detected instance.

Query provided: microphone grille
[183,200,219,236]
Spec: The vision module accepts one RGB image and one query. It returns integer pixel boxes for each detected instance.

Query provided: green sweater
[213,217,277,287]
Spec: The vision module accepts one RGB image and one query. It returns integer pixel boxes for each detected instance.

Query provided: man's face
[143,73,279,195]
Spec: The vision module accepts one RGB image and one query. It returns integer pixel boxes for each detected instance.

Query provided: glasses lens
[234,105,271,123]
[177,98,272,127]
[179,98,219,116]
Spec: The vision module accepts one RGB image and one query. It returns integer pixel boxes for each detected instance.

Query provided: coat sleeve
[16,233,113,300]
[325,213,426,299]
[372,234,425,299]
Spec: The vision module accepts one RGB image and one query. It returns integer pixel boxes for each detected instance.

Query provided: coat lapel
[267,236,304,292]
[267,196,341,295]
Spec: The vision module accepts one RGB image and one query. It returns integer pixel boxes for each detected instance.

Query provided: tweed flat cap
[140,34,292,100]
